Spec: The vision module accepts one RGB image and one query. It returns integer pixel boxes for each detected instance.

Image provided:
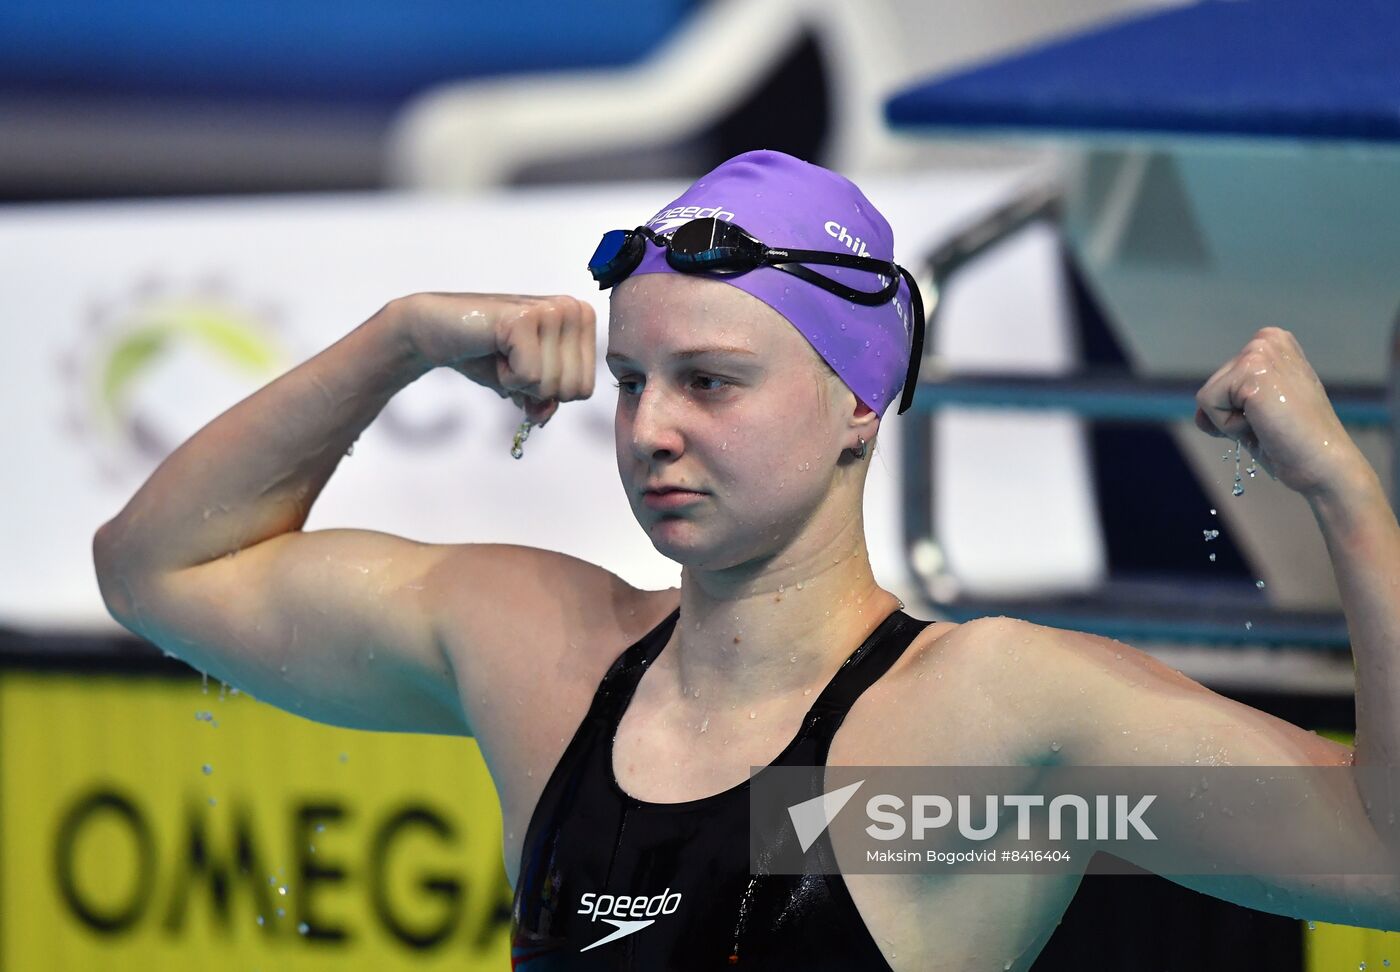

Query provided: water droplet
[1245,621,1253,630]
[345,444,355,456]
[789,654,797,663]
[299,922,310,935]
[338,753,349,763]
[1256,579,1266,589]
[201,764,213,775]
[276,907,286,918]
[1209,508,1217,515]
[1203,529,1219,542]
[1279,394,1286,403]
[1209,553,1216,562]
[1049,741,1062,753]
[803,688,813,696]
[257,915,265,926]
[748,711,756,719]
[208,797,217,806]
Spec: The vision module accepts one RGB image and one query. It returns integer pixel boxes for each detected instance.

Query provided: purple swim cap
[624,150,917,418]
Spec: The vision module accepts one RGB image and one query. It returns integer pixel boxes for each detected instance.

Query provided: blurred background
[2,0,1398,967]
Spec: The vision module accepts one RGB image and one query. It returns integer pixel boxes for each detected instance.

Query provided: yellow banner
[1303,729,1400,971]
[0,670,511,970]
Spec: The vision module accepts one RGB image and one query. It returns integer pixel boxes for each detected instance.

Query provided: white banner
[0,166,1099,631]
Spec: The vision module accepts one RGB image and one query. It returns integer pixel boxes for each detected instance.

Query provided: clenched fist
[397,292,597,426]
[1193,326,1362,499]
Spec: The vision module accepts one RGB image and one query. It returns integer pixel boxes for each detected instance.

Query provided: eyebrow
[605,346,758,364]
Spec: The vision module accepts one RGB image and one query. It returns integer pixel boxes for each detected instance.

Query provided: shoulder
[893,614,1176,731]
[426,543,677,667]
[943,615,1206,715]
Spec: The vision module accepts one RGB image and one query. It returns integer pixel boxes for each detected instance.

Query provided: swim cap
[624,149,916,418]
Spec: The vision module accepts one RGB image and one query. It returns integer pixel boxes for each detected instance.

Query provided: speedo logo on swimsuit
[648,205,736,235]
[577,888,683,952]
[824,220,871,257]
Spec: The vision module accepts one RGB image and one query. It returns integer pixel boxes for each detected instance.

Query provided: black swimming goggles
[587,216,925,414]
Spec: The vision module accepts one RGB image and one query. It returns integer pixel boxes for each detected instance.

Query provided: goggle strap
[774,263,897,305]
[767,246,895,276]
[895,266,926,415]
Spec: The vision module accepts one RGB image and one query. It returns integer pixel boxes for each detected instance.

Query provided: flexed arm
[1191,326,1400,772]
[1010,327,1400,928]
[91,292,598,734]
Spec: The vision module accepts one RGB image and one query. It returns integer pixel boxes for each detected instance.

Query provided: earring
[851,435,867,460]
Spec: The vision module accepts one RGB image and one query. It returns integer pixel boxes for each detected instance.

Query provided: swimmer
[93,151,1400,969]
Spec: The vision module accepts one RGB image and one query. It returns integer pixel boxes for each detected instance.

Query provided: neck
[658,518,901,717]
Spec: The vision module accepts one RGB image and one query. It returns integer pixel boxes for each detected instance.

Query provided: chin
[646,523,774,573]
[641,519,720,565]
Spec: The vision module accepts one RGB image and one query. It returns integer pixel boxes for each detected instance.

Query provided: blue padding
[886,0,1400,143]
[0,1,697,105]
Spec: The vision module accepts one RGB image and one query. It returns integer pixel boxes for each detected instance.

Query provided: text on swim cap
[825,221,871,257]
[648,205,737,232]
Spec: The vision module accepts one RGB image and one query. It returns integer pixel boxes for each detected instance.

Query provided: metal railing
[899,182,1399,649]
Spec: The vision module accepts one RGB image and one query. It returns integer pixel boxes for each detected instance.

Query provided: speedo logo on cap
[648,205,736,234]
[825,221,870,257]
[577,888,683,952]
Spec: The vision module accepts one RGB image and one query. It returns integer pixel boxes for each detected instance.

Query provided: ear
[849,396,881,444]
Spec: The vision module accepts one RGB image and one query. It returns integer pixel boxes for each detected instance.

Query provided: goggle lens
[666,218,761,274]
[588,229,641,286]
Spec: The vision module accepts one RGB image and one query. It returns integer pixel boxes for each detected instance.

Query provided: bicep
[1048,625,1352,767]
[1042,627,1400,929]
[140,528,468,735]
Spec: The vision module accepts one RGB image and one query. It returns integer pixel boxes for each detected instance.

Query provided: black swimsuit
[511,604,933,970]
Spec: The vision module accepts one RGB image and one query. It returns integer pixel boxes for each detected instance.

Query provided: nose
[626,381,686,463]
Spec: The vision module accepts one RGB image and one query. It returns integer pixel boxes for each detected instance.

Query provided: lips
[641,485,706,510]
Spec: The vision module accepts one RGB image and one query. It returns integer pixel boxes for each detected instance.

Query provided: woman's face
[607,273,854,570]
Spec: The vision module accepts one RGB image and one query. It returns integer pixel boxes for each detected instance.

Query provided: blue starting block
[883,0,1400,650]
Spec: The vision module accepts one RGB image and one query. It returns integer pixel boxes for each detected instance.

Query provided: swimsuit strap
[786,607,932,764]
[590,605,681,728]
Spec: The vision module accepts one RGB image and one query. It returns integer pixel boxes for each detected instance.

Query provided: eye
[691,374,730,392]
